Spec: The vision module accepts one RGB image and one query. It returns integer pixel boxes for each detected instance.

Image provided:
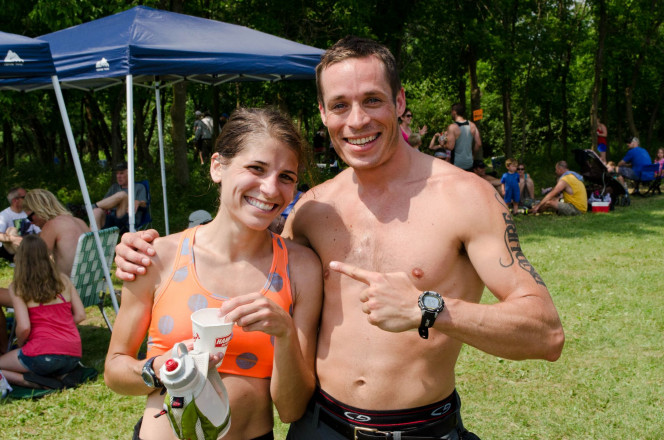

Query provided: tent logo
[95,57,110,71]
[3,50,24,66]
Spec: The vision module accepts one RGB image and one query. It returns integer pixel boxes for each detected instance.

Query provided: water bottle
[159,343,231,440]
[160,352,205,397]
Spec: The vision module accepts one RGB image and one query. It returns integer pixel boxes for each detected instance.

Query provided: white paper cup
[191,308,234,355]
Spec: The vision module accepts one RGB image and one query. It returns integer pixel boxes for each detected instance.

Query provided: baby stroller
[572,149,630,209]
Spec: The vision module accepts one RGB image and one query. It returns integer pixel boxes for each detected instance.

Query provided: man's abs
[316,305,461,410]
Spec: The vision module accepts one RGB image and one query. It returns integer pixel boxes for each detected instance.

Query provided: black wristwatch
[141,356,163,389]
[418,291,445,339]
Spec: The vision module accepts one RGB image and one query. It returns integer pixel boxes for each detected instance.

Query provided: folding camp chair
[634,164,660,196]
[135,179,152,231]
[69,227,120,332]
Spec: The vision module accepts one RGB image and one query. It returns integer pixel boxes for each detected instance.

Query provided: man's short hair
[472,160,486,170]
[316,36,401,107]
[626,136,639,145]
[407,133,422,148]
[113,162,128,172]
[556,160,569,170]
[7,187,23,204]
[451,103,466,118]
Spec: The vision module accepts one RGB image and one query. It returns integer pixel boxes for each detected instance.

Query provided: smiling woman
[104,108,323,440]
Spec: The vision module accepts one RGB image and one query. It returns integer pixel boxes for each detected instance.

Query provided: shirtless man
[115,37,564,439]
[23,189,90,276]
[446,103,482,171]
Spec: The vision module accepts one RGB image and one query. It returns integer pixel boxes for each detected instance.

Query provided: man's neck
[10,205,22,214]
[353,143,416,192]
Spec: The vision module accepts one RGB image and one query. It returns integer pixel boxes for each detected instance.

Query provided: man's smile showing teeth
[246,196,277,211]
[346,134,378,145]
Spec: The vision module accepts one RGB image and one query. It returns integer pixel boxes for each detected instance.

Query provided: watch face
[141,370,154,387]
[423,295,441,309]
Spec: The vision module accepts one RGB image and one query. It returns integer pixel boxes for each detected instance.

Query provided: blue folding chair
[633,164,659,196]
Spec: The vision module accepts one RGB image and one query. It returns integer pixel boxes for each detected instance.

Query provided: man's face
[13,189,26,210]
[116,169,128,187]
[318,56,406,171]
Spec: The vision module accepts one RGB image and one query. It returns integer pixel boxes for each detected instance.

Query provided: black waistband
[314,389,460,439]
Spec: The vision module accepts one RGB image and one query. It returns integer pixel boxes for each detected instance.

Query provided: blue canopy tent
[0,31,119,319]
[36,6,324,234]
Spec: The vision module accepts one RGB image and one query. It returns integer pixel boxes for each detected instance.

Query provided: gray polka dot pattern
[188,294,208,312]
[158,315,175,335]
[269,273,283,292]
[173,266,188,282]
[236,352,259,370]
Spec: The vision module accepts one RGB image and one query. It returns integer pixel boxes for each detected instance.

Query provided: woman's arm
[9,285,31,347]
[104,237,172,396]
[526,176,535,199]
[269,244,323,422]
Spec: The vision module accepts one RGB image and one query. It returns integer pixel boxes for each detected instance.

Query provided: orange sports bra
[146,226,293,379]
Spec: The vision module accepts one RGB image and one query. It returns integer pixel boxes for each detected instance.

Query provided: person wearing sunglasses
[399,108,428,143]
[0,187,41,264]
[22,189,90,277]
[517,163,536,207]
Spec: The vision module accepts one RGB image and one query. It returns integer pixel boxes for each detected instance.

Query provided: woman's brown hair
[12,235,64,304]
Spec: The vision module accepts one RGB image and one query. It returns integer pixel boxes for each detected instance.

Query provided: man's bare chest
[309,203,460,284]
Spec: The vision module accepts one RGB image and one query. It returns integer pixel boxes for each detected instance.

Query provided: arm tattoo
[498,197,546,286]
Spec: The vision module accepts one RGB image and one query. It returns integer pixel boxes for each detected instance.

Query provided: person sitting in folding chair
[92,162,147,233]
[615,137,653,193]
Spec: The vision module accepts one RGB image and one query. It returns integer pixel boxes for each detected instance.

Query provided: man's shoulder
[0,207,15,219]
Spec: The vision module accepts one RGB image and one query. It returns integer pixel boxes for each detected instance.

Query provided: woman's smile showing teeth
[245,196,277,212]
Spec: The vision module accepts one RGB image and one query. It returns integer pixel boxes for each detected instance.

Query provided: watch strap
[143,356,163,388]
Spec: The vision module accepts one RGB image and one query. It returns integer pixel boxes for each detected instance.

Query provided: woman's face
[517,165,525,176]
[657,149,664,159]
[401,110,413,126]
[212,134,299,231]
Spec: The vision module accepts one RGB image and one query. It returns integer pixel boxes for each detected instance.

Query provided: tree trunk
[134,93,153,166]
[502,86,513,158]
[625,12,662,139]
[468,47,482,158]
[561,44,571,158]
[590,0,607,151]
[111,89,125,165]
[171,82,189,187]
[3,121,14,168]
[646,80,664,146]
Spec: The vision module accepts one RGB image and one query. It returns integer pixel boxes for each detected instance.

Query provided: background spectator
[92,162,147,233]
[518,163,536,207]
[0,187,40,263]
[23,189,90,276]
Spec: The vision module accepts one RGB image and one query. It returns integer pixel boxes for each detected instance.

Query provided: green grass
[1,195,663,439]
